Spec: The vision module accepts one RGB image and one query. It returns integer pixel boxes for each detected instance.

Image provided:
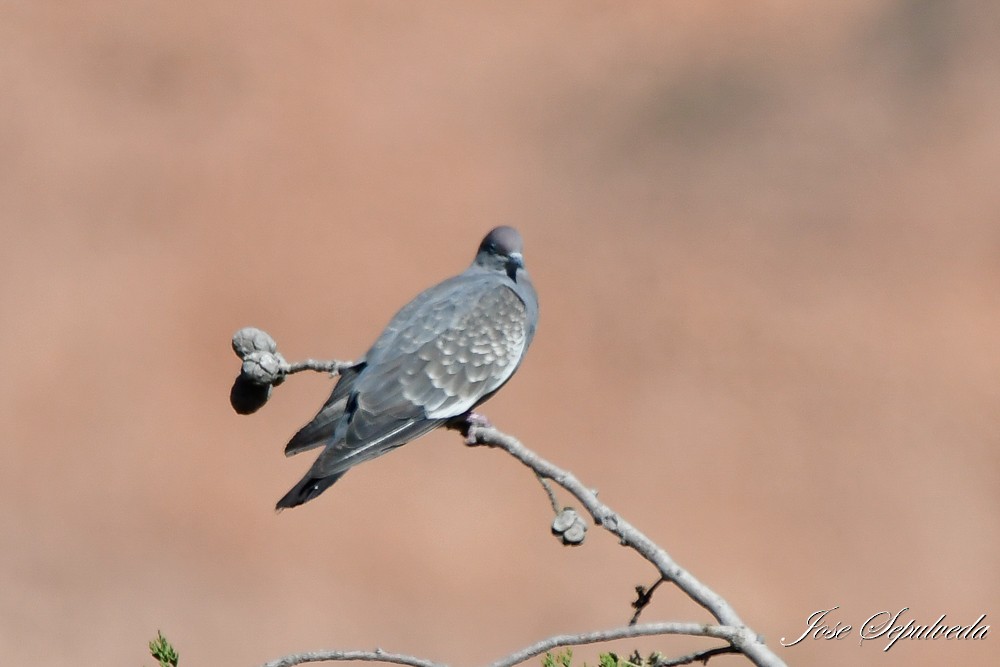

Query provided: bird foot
[464,412,492,428]
[447,411,493,445]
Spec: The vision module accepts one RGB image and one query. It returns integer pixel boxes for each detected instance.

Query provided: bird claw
[447,412,493,445]
[464,412,493,428]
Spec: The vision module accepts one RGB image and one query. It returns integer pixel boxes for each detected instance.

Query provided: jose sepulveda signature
[781,607,989,652]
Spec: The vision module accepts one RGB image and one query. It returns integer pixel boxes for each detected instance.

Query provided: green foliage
[148,631,179,667]
[542,648,665,667]
[599,654,623,667]
[543,648,573,667]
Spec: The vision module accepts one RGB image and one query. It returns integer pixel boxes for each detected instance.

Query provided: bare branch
[229,327,356,415]
[260,648,444,667]
[233,336,785,667]
[459,424,785,667]
[654,645,740,667]
[254,626,749,667]
[534,473,561,514]
[630,576,668,626]
[281,358,355,376]
[489,622,741,667]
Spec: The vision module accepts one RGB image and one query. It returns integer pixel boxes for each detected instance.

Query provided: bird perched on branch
[276,226,539,509]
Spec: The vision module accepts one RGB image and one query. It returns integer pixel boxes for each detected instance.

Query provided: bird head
[474,226,526,280]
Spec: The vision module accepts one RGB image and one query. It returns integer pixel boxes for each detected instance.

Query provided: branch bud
[551,507,587,546]
[232,327,278,359]
[230,375,272,414]
[241,350,286,385]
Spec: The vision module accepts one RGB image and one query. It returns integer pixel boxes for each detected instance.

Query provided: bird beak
[507,252,524,269]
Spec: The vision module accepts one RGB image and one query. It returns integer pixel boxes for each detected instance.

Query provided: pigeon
[276,226,538,509]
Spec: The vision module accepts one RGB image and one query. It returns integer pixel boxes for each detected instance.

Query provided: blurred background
[1,2,997,666]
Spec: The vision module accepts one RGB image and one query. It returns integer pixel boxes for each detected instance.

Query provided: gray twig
[535,472,561,514]
[653,645,740,667]
[489,622,741,667]
[630,576,668,626]
[258,624,742,667]
[260,649,443,667]
[462,425,785,667]
[281,359,354,376]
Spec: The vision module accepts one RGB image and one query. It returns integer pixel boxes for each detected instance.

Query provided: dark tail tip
[275,471,346,511]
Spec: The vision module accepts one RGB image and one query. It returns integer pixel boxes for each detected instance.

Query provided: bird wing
[283,363,365,456]
[306,276,530,478]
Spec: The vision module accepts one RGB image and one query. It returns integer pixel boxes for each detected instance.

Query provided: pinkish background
[2,3,997,666]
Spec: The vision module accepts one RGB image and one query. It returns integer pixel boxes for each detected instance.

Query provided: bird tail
[275,471,346,511]
[284,364,364,457]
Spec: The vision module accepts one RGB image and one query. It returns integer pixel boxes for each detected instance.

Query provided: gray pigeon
[276,226,538,509]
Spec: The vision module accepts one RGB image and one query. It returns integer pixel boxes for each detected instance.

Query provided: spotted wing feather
[305,279,529,480]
